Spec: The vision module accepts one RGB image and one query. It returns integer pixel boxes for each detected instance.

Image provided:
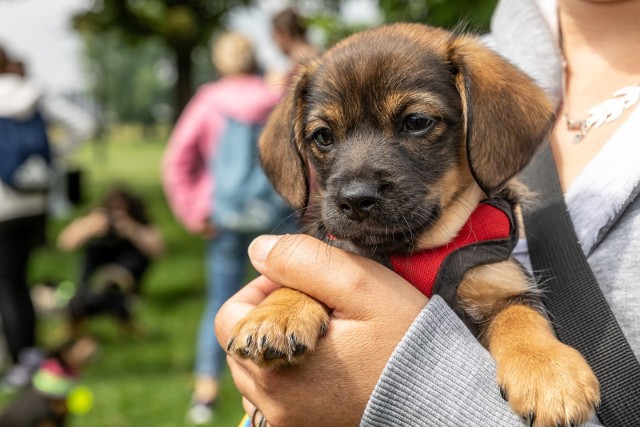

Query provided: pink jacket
[162,75,283,233]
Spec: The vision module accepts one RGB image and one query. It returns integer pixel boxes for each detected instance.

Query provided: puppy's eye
[401,114,435,135]
[312,128,334,150]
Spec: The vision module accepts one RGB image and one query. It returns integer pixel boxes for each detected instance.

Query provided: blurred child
[57,186,164,329]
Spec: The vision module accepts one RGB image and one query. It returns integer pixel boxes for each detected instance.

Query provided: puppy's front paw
[498,341,600,427]
[227,288,329,368]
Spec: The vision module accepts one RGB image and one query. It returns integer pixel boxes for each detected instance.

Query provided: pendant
[565,85,640,144]
[565,116,588,143]
[566,117,584,131]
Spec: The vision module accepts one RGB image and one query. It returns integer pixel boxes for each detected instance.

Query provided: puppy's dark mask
[259,23,554,254]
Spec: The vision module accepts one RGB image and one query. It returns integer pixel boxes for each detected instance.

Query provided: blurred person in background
[0,45,50,389]
[271,7,318,69]
[0,46,97,389]
[162,32,289,425]
[4,55,97,218]
[57,185,165,332]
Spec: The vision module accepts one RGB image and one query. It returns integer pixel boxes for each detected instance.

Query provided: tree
[378,0,497,31]
[82,32,175,128]
[73,0,250,118]
[310,0,498,47]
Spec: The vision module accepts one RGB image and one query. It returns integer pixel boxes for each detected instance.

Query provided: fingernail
[249,235,280,262]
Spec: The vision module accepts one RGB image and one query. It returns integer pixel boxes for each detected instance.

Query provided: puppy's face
[305,33,466,252]
[261,24,554,255]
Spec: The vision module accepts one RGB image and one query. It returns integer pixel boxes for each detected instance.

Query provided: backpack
[211,116,293,233]
[0,111,53,193]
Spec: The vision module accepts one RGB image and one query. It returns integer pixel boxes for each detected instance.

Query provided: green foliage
[379,0,497,31]
[309,0,498,48]
[73,0,248,50]
[83,33,173,124]
[73,0,250,117]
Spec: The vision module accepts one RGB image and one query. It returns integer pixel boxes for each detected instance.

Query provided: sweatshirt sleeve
[361,296,602,427]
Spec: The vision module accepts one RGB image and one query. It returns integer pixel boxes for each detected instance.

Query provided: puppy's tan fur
[228,24,599,426]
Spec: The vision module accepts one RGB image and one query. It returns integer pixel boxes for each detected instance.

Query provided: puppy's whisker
[403,216,418,256]
[399,217,412,247]
[411,207,456,241]
[269,208,306,235]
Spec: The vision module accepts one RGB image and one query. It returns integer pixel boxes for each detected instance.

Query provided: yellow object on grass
[67,386,94,415]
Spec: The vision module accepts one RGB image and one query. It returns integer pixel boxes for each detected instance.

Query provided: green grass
[1,137,245,426]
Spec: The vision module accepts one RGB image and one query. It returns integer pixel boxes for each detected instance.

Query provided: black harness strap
[521,145,640,427]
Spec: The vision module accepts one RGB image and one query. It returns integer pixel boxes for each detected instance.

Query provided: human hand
[215,234,429,427]
[110,210,140,239]
[82,209,110,238]
[199,219,218,239]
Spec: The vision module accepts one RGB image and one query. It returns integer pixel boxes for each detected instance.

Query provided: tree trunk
[174,49,193,121]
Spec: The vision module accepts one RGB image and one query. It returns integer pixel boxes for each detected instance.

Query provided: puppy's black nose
[337,182,379,221]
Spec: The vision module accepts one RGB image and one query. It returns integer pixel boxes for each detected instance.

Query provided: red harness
[389,201,514,299]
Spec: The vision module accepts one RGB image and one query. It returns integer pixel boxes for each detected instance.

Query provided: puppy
[0,337,97,427]
[228,23,600,426]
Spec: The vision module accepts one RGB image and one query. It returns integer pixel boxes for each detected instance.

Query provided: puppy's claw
[526,412,535,427]
[288,333,297,347]
[293,343,307,356]
[320,322,329,337]
[226,338,235,352]
[264,347,285,360]
[500,387,507,401]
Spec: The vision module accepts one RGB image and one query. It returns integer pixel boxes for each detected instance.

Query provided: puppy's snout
[337,182,379,221]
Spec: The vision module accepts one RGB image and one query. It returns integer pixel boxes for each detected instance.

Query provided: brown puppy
[228,23,600,426]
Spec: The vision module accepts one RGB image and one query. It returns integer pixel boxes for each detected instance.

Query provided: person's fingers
[248,234,425,310]
[214,275,280,345]
[242,397,255,418]
[241,397,273,427]
[227,357,268,419]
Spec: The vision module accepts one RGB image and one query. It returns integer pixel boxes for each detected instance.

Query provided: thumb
[248,234,425,311]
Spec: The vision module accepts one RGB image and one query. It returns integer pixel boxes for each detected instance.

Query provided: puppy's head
[260,23,554,254]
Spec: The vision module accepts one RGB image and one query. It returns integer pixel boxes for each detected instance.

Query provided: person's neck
[559,0,640,73]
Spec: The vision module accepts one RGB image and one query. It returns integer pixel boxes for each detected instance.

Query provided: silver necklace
[565,84,640,143]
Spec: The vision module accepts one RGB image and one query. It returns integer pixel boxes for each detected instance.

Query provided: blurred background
[0,0,496,426]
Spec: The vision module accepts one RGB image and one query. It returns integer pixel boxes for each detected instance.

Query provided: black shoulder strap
[520,144,640,427]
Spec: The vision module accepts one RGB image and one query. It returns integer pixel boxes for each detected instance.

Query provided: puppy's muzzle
[336,180,380,221]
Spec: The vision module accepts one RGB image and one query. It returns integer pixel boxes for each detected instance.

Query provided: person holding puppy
[215,0,640,426]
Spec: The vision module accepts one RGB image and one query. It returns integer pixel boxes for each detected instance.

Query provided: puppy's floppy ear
[259,65,315,211]
[448,35,556,195]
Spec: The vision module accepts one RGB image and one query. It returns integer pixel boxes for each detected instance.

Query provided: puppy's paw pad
[499,342,600,427]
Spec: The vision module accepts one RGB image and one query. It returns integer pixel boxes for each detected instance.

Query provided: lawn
[1,133,245,426]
